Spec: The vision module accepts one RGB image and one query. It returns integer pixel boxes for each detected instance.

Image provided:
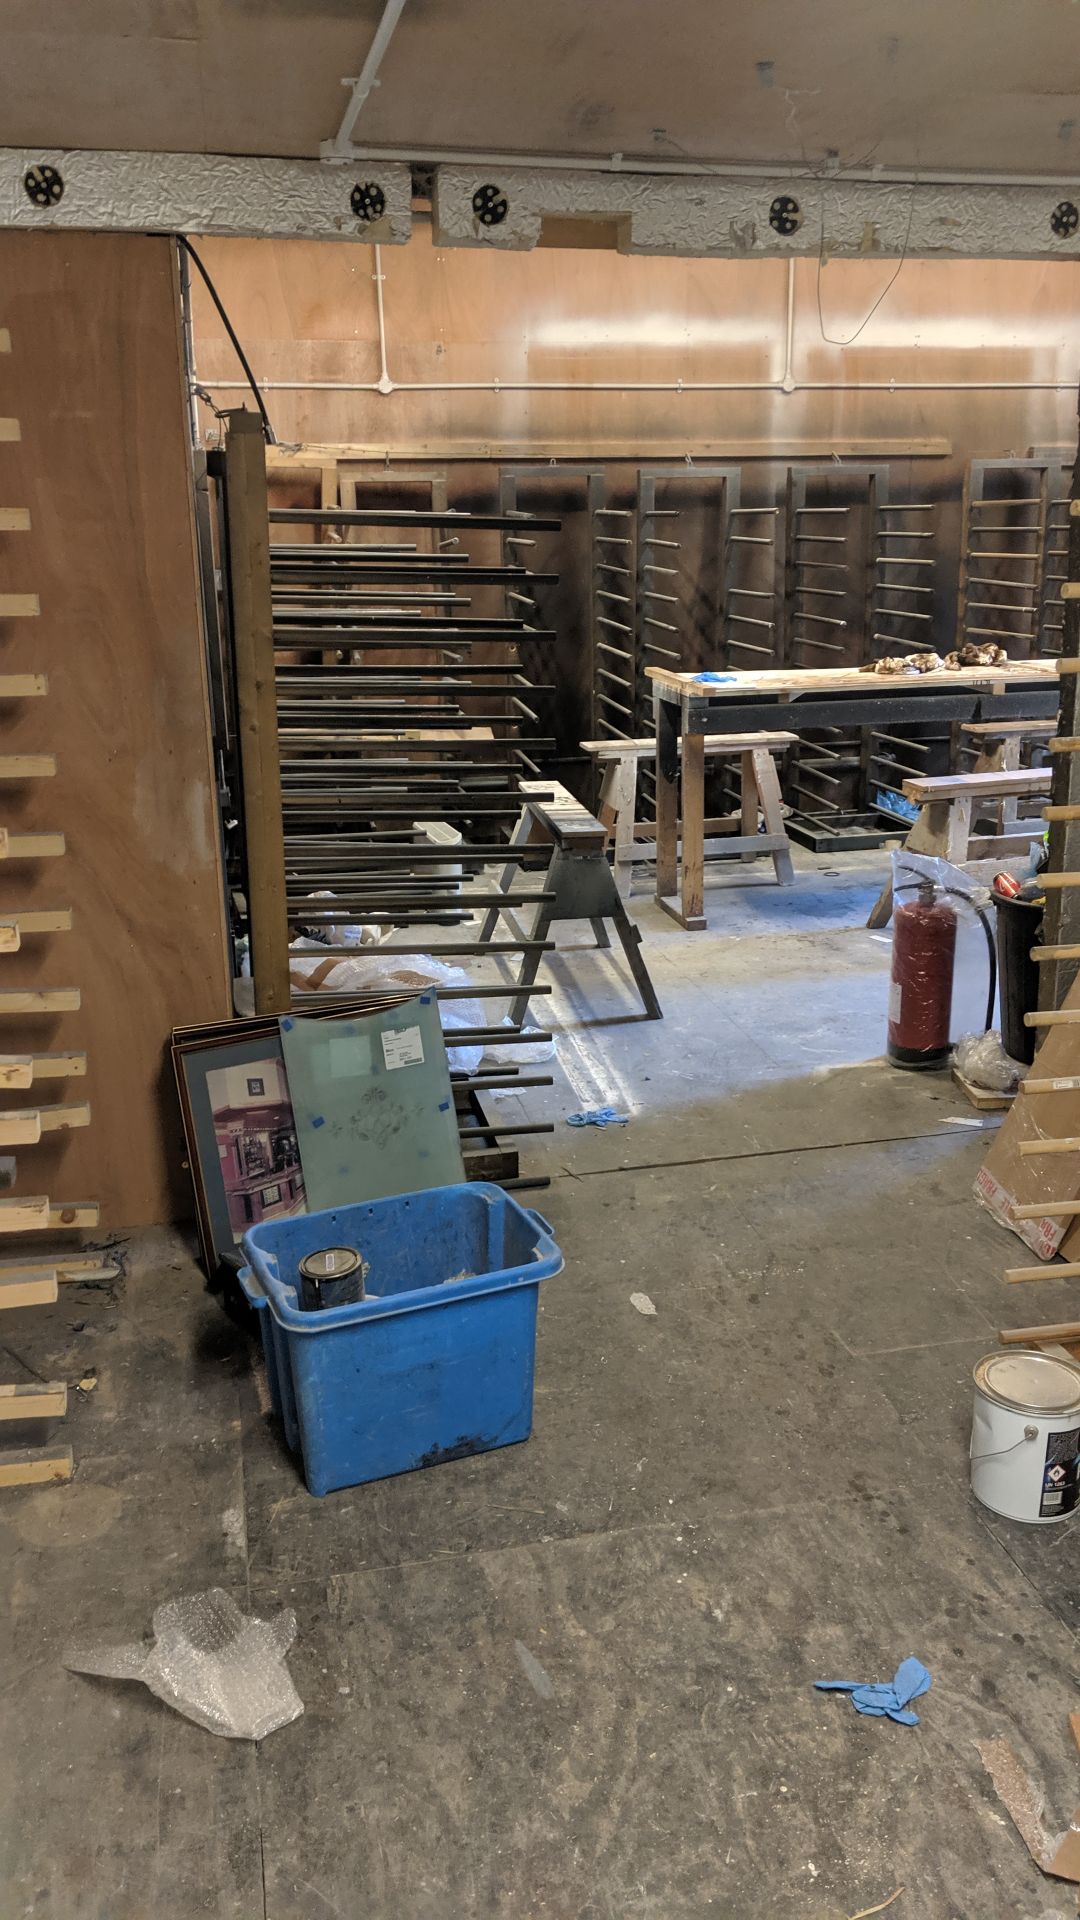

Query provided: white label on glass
[381,1024,425,1070]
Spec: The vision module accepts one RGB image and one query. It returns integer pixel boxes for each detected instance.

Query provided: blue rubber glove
[567,1107,629,1128]
[694,672,738,684]
[815,1657,931,1725]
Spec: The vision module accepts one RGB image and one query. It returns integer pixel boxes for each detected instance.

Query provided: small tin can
[297,1245,366,1313]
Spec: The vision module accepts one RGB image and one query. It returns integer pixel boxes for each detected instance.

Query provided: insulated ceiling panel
[2,0,1079,180]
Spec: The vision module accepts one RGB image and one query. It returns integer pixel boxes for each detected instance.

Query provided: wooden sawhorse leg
[597,753,638,900]
[745,748,795,885]
[655,695,707,930]
[508,847,663,1024]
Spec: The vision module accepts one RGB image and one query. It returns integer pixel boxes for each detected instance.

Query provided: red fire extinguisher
[887,881,958,1069]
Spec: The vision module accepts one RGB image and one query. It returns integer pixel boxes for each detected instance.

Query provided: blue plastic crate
[239,1183,563,1496]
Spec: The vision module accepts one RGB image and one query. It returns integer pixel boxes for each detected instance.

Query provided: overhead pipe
[324,0,410,161]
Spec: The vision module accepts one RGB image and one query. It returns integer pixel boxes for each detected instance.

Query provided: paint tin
[297,1245,366,1312]
[971,1350,1080,1524]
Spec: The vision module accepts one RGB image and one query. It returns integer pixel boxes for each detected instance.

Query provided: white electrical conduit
[201,252,1075,398]
[326,0,410,159]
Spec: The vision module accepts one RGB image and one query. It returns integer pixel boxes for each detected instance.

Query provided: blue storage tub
[239,1182,563,1496]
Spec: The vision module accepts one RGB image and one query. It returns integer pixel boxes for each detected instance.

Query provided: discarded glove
[567,1107,629,1128]
[815,1656,931,1725]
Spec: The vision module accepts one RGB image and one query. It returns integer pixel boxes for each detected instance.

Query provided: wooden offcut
[0,1195,50,1231]
[47,1201,98,1228]
[0,922,20,953]
[0,1381,67,1421]
[0,1270,58,1308]
[0,1110,42,1146]
[0,755,56,779]
[0,830,65,859]
[0,988,80,1013]
[0,676,46,698]
[0,595,40,619]
[0,1051,84,1087]
[0,510,31,532]
[0,1446,72,1488]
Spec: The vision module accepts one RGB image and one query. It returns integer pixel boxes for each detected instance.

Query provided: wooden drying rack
[0,324,102,1492]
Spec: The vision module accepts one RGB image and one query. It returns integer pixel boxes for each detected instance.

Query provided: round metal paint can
[297,1245,366,1312]
[970,1350,1080,1524]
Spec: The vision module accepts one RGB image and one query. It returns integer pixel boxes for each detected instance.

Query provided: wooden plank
[1000,1320,1080,1342]
[0,421,21,443]
[0,1381,66,1421]
[224,411,291,1015]
[581,730,797,759]
[28,1050,85,1078]
[1031,947,1080,963]
[0,830,65,859]
[1044,805,1080,821]
[0,595,40,619]
[0,1110,41,1146]
[0,922,20,953]
[0,1052,84,1086]
[1061,586,1080,603]
[0,674,46,698]
[37,1101,90,1134]
[0,330,9,353]
[0,509,31,532]
[1012,1200,1080,1219]
[0,755,56,779]
[0,1255,117,1284]
[0,988,80,1013]
[903,768,1051,802]
[267,437,952,466]
[0,1269,57,1307]
[1050,738,1080,753]
[47,1201,98,1228]
[961,720,1057,737]
[1034,875,1080,890]
[1021,1076,1080,1092]
[5,910,72,935]
[645,662,1055,698]
[1019,1136,1080,1154]
[1006,1261,1080,1282]
[0,1195,49,1231]
[0,1446,73,1488]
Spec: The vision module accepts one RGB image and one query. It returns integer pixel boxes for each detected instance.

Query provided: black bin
[993,890,1044,1066]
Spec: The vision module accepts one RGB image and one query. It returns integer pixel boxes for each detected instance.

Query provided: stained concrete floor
[4,848,1080,1920]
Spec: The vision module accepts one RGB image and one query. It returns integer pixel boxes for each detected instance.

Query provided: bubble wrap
[64,1588,303,1741]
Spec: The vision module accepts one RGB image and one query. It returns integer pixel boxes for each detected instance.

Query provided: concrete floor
[3,848,1080,1920]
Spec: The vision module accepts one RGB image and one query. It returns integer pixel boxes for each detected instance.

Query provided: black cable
[174,235,277,445]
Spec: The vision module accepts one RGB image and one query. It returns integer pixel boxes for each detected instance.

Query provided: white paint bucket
[971,1350,1080,1524]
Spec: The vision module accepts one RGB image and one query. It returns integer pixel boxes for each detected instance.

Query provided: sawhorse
[479,780,662,1022]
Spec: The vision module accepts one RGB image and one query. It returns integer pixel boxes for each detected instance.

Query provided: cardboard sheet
[974,970,1080,1261]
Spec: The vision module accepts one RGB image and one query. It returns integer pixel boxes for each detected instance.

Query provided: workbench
[647,663,1059,929]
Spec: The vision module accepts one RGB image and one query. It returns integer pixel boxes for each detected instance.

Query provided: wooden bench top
[960,719,1057,738]
[902,768,1052,804]
[519,778,606,844]
[647,662,1058,697]
[581,731,797,759]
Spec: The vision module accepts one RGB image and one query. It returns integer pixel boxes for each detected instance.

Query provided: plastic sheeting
[64,1589,303,1741]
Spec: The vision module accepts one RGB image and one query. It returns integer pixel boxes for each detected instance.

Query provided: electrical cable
[173,236,277,444]
[815,183,915,347]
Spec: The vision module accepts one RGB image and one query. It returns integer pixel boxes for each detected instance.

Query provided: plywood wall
[188,227,1080,468]
[0,233,230,1229]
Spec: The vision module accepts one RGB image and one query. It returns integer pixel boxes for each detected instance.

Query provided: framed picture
[174,1031,308,1279]
[171,993,421,1280]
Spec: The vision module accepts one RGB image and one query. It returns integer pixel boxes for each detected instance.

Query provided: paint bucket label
[1041,1426,1080,1517]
